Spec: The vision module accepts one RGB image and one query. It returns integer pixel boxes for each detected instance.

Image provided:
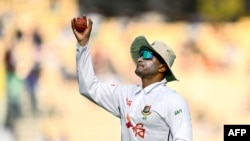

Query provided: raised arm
[71,15,120,117]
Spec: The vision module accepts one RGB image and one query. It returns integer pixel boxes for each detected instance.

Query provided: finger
[84,18,93,34]
[87,18,93,29]
[71,18,79,38]
[71,19,74,30]
[71,18,76,30]
[82,14,86,18]
[82,18,93,37]
[83,16,87,21]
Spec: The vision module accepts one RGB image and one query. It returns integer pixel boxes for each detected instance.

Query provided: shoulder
[156,85,188,107]
[156,85,178,98]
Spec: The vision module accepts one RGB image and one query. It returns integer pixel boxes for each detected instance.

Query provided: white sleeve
[166,94,193,141]
[76,43,120,117]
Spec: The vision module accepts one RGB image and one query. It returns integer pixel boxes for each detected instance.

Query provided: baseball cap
[130,35,178,82]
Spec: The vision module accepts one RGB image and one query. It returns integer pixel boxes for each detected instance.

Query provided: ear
[158,64,168,73]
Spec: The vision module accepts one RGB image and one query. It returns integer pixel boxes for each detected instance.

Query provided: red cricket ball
[74,16,87,32]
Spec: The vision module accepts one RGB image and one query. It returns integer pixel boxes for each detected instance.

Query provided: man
[71,15,193,141]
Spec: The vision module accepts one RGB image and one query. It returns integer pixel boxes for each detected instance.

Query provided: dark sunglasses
[139,49,153,60]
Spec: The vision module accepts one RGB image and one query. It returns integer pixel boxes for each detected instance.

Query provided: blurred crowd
[0,0,250,141]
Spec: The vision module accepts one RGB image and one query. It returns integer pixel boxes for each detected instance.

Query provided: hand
[71,15,93,46]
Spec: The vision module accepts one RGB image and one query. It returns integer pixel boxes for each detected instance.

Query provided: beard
[135,66,145,78]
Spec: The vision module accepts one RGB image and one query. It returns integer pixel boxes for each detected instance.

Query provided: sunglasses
[139,49,153,60]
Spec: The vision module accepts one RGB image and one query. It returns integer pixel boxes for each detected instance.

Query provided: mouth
[136,63,144,68]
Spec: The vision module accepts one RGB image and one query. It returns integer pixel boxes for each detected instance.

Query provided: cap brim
[130,36,154,63]
[165,70,178,82]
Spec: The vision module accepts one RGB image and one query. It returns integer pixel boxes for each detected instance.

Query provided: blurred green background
[0,0,250,141]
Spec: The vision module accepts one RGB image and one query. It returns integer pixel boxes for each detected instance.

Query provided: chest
[124,92,167,128]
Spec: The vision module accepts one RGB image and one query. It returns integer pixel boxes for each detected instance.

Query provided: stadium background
[0,0,250,141]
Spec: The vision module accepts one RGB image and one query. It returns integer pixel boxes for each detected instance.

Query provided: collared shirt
[76,43,192,141]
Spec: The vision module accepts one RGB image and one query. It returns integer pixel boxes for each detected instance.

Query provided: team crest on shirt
[141,105,151,120]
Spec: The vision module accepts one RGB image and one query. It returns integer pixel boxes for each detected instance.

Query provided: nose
[137,56,143,62]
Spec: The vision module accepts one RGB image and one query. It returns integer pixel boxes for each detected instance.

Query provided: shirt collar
[138,79,167,95]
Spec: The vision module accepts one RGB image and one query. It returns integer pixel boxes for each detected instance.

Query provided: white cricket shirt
[76,43,192,141]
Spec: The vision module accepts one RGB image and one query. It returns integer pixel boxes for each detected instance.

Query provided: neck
[141,77,162,88]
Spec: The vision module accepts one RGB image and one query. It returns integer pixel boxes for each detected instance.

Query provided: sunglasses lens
[139,50,153,60]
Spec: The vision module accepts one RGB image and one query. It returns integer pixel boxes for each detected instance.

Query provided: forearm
[76,42,97,97]
[76,43,120,116]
